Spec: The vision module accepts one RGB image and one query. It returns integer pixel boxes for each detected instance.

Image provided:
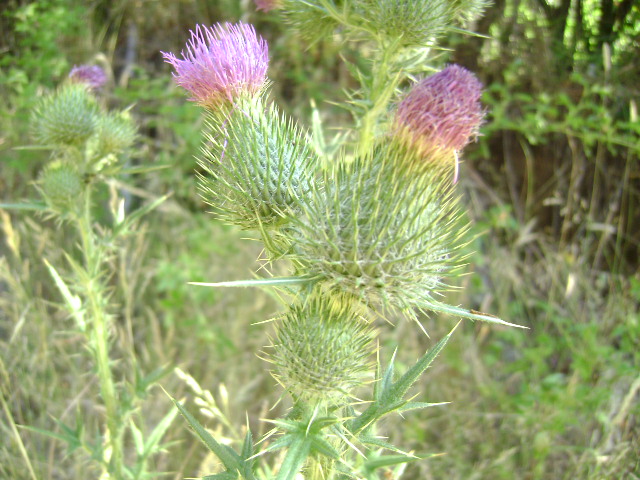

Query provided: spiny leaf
[44,259,86,330]
[114,194,169,233]
[349,326,457,434]
[143,406,179,457]
[189,276,314,289]
[117,164,171,175]
[135,364,174,397]
[421,300,528,328]
[308,435,341,460]
[168,395,240,472]
[359,436,412,455]
[363,453,424,471]
[376,351,396,403]
[21,424,83,453]
[397,401,449,413]
[275,435,311,480]
[0,202,48,211]
[241,429,254,462]
[130,420,144,456]
[203,473,238,480]
[387,324,458,401]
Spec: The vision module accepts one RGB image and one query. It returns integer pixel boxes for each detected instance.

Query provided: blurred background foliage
[0,0,638,479]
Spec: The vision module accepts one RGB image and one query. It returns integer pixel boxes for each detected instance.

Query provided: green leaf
[376,351,396,403]
[422,300,528,328]
[359,436,411,455]
[130,420,145,456]
[308,435,340,459]
[135,364,174,397]
[21,424,83,453]
[11,145,57,150]
[397,401,449,413]
[275,435,311,480]
[169,396,240,471]
[44,259,86,330]
[114,194,169,233]
[388,325,457,401]
[349,326,457,434]
[0,202,47,211]
[363,453,423,470]
[189,276,314,289]
[203,473,238,480]
[118,164,171,175]
[143,406,179,457]
[241,429,254,462]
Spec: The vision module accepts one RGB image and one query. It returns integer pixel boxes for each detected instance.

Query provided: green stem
[357,42,400,155]
[76,188,124,479]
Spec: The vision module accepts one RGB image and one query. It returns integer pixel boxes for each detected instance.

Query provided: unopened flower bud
[198,96,315,235]
[270,295,376,405]
[288,152,463,316]
[162,22,269,109]
[32,84,99,147]
[254,0,282,12]
[362,0,453,47]
[68,65,107,92]
[281,0,338,41]
[95,110,137,156]
[394,65,484,181]
[40,160,83,210]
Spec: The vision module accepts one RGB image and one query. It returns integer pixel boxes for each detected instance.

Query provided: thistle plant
[5,65,175,479]
[163,5,523,479]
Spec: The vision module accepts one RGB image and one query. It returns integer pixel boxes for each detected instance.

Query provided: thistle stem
[76,188,124,479]
[357,42,399,155]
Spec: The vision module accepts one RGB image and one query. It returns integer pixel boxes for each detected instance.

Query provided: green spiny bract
[198,95,316,234]
[39,159,84,211]
[271,294,376,406]
[358,0,455,47]
[93,110,137,157]
[287,146,466,316]
[32,83,99,147]
[281,0,341,42]
[450,0,490,24]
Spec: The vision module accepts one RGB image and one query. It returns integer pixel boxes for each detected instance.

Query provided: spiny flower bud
[270,295,376,405]
[254,0,282,12]
[32,83,99,147]
[95,110,137,156]
[162,22,269,109]
[68,64,107,92]
[450,0,490,24]
[287,150,464,317]
[281,0,338,42]
[361,0,453,47]
[40,160,83,210]
[394,65,484,181]
[198,95,315,236]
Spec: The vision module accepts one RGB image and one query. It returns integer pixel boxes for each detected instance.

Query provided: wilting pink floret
[254,0,282,11]
[68,65,107,91]
[396,65,484,178]
[162,22,268,108]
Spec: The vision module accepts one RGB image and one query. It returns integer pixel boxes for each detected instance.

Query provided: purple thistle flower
[395,65,484,181]
[162,22,269,108]
[68,65,107,92]
[254,0,282,12]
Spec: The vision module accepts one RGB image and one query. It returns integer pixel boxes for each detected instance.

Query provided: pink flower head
[254,0,282,12]
[68,65,107,91]
[162,22,269,108]
[395,65,484,181]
